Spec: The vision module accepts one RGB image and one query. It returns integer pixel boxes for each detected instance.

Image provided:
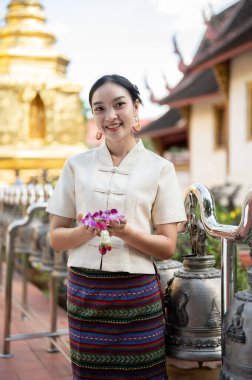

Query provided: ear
[133,99,140,117]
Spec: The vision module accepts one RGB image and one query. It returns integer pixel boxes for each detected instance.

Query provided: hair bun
[134,85,140,94]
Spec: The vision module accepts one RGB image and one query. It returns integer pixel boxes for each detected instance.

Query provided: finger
[76,212,84,223]
[95,228,101,236]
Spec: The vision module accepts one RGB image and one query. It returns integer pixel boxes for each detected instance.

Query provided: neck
[106,137,137,166]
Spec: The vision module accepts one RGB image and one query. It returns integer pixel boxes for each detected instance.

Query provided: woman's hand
[76,212,100,237]
[107,218,127,236]
[50,212,100,251]
[108,222,178,260]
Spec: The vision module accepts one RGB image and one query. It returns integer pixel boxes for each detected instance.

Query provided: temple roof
[141,108,181,133]
[138,108,186,145]
[189,0,252,70]
[159,69,219,107]
[157,0,252,107]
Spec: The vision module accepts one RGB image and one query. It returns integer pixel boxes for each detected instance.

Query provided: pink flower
[81,209,125,257]
[99,246,107,255]
[81,209,124,230]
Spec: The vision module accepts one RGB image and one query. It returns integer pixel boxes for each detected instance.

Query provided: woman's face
[91,82,139,143]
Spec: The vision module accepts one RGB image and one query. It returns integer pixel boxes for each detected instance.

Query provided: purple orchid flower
[81,209,125,229]
[81,209,125,257]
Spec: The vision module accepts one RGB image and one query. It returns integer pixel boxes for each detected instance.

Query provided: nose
[105,107,118,122]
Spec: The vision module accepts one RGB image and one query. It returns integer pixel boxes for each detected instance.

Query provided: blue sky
[0,0,238,119]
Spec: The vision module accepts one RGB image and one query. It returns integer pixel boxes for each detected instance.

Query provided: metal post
[1,228,16,357]
[21,254,29,320]
[0,236,3,287]
[47,275,59,353]
[221,238,237,317]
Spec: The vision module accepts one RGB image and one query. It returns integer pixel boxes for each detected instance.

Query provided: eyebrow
[93,96,126,106]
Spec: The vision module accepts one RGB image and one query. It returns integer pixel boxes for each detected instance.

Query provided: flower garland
[81,209,125,256]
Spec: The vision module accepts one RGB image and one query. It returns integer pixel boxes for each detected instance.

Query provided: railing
[0,184,69,360]
[0,202,69,359]
[180,183,252,316]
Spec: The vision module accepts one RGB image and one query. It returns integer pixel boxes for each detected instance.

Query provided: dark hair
[89,74,143,107]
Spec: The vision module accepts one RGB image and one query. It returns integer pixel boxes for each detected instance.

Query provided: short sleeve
[46,159,76,218]
[152,162,186,225]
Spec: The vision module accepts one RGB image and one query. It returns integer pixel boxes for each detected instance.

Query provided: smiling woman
[88,75,144,165]
[46,74,186,380]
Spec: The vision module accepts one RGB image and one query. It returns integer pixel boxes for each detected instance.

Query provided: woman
[46,74,186,380]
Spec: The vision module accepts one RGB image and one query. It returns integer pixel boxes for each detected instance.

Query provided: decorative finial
[190,220,208,256]
[161,71,172,92]
[208,2,215,18]
[202,4,217,40]
[172,35,187,73]
[143,76,160,104]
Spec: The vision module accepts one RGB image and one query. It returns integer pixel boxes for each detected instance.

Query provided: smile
[105,123,122,130]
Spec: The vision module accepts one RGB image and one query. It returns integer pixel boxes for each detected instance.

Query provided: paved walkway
[0,266,72,380]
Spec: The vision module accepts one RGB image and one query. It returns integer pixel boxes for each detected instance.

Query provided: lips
[105,123,122,131]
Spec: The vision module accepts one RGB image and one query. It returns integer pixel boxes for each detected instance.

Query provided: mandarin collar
[97,139,145,169]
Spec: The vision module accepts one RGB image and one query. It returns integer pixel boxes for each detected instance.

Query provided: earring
[133,117,141,132]
[96,131,102,140]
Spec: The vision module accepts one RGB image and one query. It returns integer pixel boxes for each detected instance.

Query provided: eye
[94,106,104,112]
[115,102,125,108]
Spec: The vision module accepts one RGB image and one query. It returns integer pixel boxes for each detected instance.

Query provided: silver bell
[220,263,252,380]
[165,221,222,364]
[154,258,183,293]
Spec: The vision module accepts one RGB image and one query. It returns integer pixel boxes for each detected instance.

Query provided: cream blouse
[46,139,186,274]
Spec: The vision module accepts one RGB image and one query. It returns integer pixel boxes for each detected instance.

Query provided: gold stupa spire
[0,0,69,80]
[4,0,54,40]
[0,1,86,182]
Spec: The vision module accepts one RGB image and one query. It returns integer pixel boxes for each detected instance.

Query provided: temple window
[214,105,226,149]
[248,82,252,140]
[29,93,46,139]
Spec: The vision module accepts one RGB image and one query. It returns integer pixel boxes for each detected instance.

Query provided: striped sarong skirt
[67,267,167,380]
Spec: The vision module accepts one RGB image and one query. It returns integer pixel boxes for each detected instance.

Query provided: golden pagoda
[0,0,86,183]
